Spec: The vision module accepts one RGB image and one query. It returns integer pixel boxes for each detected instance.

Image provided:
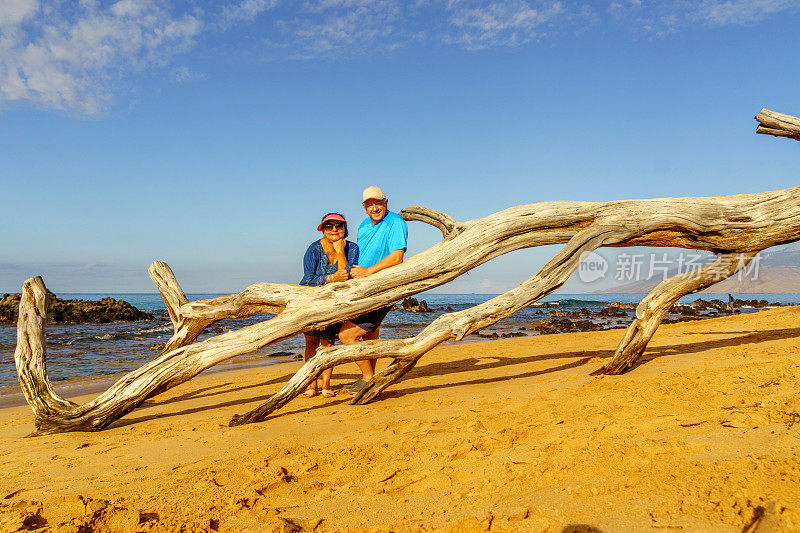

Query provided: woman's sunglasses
[322,222,345,230]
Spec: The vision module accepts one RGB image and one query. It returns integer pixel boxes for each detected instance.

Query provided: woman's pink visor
[317,213,346,231]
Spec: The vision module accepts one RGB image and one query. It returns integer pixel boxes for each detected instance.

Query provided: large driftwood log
[14,110,800,434]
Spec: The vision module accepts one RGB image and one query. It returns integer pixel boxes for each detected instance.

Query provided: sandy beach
[1,307,799,532]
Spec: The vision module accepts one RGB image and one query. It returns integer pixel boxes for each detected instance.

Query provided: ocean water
[0,292,796,392]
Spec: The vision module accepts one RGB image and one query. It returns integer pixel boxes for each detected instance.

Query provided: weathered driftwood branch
[15,278,78,416]
[14,110,800,434]
[595,252,756,375]
[756,108,800,141]
[149,262,215,354]
[400,206,459,237]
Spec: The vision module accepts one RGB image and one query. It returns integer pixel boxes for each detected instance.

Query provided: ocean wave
[136,325,173,334]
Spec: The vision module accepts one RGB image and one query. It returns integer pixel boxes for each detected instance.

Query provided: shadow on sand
[107,325,800,429]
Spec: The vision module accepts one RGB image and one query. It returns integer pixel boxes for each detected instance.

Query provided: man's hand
[329,269,350,282]
[351,250,404,278]
[350,265,371,278]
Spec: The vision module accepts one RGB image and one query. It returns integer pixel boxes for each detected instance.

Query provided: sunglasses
[322,222,345,230]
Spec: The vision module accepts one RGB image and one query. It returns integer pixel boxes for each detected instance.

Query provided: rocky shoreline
[394,297,788,339]
[0,292,153,325]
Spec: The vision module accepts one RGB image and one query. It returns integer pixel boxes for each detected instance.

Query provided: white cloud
[2,0,797,115]
[225,0,568,58]
[0,0,38,26]
[0,0,201,115]
[443,1,565,50]
[608,0,641,15]
[272,0,403,58]
[219,0,279,27]
[695,0,793,26]
[171,65,204,82]
[301,0,390,14]
[606,0,796,33]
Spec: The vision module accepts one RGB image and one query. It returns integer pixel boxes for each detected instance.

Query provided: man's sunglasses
[322,222,345,230]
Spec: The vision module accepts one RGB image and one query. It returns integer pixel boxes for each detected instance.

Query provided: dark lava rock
[0,291,153,324]
[607,302,635,309]
[400,297,434,313]
[596,301,635,317]
[670,304,700,316]
[530,302,560,309]
[532,318,603,335]
[730,298,777,308]
[690,298,728,312]
[597,306,628,317]
[549,309,585,318]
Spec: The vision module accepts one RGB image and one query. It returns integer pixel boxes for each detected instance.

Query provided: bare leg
[339,321,375,381]
[362,327,379,374]
[303,333,320,395]
[318,338,334,390]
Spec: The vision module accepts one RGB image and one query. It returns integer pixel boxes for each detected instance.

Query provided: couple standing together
[298,186,408,398]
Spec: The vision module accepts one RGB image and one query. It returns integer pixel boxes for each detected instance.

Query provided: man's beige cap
[362,186,386,202]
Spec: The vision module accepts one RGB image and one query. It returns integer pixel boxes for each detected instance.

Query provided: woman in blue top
[299,212,359,397]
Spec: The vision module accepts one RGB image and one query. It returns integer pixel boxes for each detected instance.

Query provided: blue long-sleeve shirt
[299,240,359,286]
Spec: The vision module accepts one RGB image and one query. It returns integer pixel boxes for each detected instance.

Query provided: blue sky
[1,0,799,294]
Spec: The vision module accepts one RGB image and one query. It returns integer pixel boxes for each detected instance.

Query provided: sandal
[301,389,318,398]
[320,389,336,398]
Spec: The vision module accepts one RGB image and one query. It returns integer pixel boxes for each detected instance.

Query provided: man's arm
[351,249,404,278]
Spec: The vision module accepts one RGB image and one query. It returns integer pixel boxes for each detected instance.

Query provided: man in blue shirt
[339,186,408,393]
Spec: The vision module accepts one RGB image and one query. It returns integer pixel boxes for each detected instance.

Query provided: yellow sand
[1,307,800,532]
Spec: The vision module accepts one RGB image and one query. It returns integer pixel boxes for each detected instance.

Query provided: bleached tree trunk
[13,110,800,434]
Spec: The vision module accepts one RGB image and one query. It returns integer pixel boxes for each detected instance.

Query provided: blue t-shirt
[356,211,408,268]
